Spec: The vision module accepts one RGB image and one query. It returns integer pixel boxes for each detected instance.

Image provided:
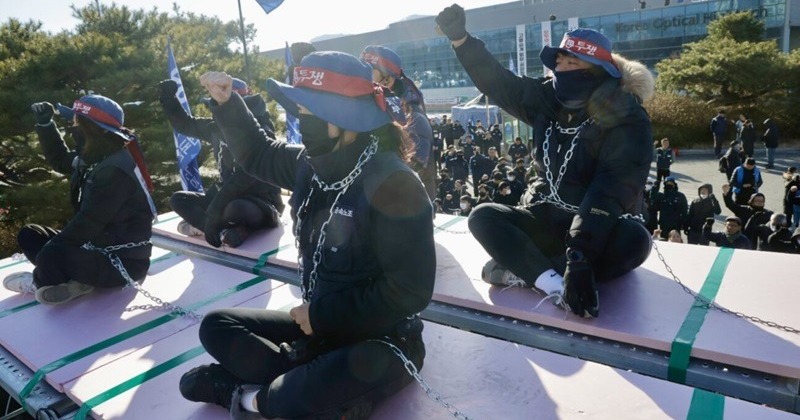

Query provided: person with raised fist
[436,3,655,318]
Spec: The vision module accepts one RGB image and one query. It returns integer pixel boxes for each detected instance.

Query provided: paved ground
[651,148,800,229]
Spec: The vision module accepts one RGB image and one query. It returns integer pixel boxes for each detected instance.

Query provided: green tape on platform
[668,247,734,384]
[0,301,39,320]
[18,275,268,410]
[0,259,27,270]
[253,243,293,274]
[433,215,467,233]
[686,388,725,420]
[73,345,206,420]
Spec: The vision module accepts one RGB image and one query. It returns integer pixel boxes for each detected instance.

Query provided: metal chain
[651,241,800,334]
[81,241,203,321]
[532,119,593,214]
[371,338,474,420]
[294,137,379,301]
[433,223,470,234]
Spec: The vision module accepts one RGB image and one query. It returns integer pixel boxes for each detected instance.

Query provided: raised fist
[158,79,179,100]
[435,4,468,42]
[199,71,233,105]
[31,102,55,125]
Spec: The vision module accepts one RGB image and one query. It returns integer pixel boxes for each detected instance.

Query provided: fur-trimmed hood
[613,53,655,103]
[585,54,654,129]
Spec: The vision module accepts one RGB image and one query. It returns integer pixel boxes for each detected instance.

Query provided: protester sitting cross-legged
[3,96,154,305]
[180,52,435,419]
[436,5,654,318]
[158,77,285,248]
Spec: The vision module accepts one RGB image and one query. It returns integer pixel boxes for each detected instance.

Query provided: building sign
[540,21,551,77]
[516,24,527,77]
[615,7,769,33]
[424,97,460,106]
[568,17,579,31]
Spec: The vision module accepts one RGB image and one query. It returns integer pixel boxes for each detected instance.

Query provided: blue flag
[284,41,302,144]
[256,0,285,15]
[167,40,204,192]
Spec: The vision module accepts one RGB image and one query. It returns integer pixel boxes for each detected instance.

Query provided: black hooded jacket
[687,183,721,231]
[160,93,285,218]
[35,123,153,261]
[454,35,654,260]
[209,93,435,342]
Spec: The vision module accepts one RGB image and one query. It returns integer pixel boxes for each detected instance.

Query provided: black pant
[17,224,148,288]
[169,191,280,233]
[713,134,724,157]
[197,308,423,419]
[655,168,670,183]
[468,203,652,285]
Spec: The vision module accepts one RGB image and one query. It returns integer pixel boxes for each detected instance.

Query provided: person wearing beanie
[361,45,436,201]
[651,176,687,241]
[436,4,654,318]
[158,77,285,248]
[181,51,434,419]
[3,95,155,305]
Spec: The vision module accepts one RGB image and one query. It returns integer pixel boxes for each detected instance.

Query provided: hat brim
[539,46,621,78]
[91,120,134,142]
[265,79,391,133]
[56,103,75,121]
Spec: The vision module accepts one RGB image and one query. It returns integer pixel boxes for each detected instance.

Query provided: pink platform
[0,211,797,418]
[0,249,294,394]
[59,315,798,420]
[427,215,800,379]
[156,212,800,379]
[153,211,298,269]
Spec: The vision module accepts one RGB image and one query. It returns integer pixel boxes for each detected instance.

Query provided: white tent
[450,94,501,126]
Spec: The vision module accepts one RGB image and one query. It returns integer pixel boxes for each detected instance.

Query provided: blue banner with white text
[167,40,204,192]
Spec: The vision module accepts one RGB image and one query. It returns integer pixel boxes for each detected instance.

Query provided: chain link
[371,338,474,420]
[433,224,470,234]
[294,137,379,302]
[531,119,593,214]
[81,241,203,321]
[651,241,800,334]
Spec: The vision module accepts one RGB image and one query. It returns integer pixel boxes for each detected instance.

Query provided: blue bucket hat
[360,45,403,80]
[68,94,133,141]
[231,77,250,95]
[265,51,405,132]
[539,28,620,78]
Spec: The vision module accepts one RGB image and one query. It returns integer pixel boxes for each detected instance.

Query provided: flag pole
[237,0,252,83]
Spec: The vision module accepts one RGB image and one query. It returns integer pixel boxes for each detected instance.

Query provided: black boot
[179,364,243,409]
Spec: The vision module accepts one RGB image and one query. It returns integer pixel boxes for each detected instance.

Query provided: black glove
[158,79,179,100]
[435,4,468,41]
[704,217,715,228]
[563,248,599,318]
[204,218,224,248]
[31,102,55,125]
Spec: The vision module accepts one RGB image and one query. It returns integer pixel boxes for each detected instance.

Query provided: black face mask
[298,114,338,157]
[552,68,606,109]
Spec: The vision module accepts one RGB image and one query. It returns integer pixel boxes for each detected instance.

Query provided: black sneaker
[222,226,250,248]
[179,364,243,409]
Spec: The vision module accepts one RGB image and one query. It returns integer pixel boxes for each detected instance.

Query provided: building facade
[265,0,797,107]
